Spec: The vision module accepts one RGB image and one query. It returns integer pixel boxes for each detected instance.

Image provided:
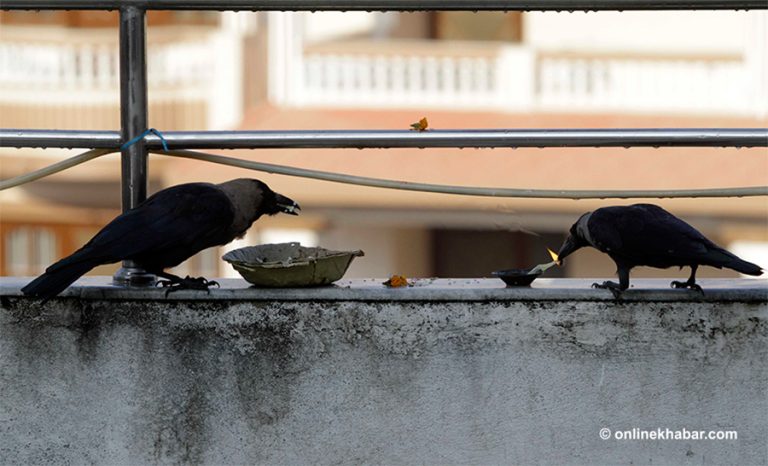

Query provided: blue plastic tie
[120,128,169,151]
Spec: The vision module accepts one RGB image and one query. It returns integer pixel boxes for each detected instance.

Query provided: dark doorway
[431,229,565,278]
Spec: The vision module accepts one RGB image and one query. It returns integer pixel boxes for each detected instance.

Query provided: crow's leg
[156,271,220,296]
[592,267,630,299]
[671,265,703,293]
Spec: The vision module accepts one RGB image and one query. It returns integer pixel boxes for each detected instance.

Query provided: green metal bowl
[223,242,364,288]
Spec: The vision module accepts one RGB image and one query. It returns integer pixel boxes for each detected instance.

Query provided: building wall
[0,101,207,131]
[0,10,216,27]
[319,225,431,278]
[2,11,765,280]
[525,11,756,54]
[302,10,763,55]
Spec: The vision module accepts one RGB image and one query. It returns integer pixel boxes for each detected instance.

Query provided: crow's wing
[47,183,234,272]
[587,204,714,266]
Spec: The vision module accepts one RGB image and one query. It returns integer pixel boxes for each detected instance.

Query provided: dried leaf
[409,117,429,132]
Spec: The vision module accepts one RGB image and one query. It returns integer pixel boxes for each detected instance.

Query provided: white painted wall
[303,11,378,42]
[525,10,757,55]
[301,10,765,56]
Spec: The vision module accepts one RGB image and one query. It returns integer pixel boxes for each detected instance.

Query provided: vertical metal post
[114,5,155,286]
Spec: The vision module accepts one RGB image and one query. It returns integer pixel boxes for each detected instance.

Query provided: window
[2,226,58,276]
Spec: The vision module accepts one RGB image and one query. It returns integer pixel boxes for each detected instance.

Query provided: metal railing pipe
[119,7,149,212]
[146,128,768,149]
[0,130,119,149]
[1,0,766,11]
[114,5,154,286]
[2,128,767,149]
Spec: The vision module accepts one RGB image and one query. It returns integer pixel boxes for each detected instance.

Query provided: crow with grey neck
[22,179,300,299]
[556,204,762,296]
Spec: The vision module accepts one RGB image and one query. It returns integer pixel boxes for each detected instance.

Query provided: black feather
[22,179,298,299]
[557,203,763,292]
[21,259,99,301]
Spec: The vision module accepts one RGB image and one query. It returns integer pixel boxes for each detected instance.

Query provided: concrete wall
[1,278,766,465]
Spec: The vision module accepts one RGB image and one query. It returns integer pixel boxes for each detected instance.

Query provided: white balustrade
[0,27,239,129]
[0,39,217,88]
[288,43,760,116]
[298,49,505,109]
[536,55,753,115]
[1,28,763,121]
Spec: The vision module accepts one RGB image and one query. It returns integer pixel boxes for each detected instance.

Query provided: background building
[1,9,766,280]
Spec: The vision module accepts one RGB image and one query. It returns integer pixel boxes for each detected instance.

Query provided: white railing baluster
[372,55,387,104]
[441,57,455,104]
[0,28,761,117]
[80,44,95,88]
[60,45,77,89]
[390,55,405,100]
[406,56,421,102]
[95,44,112,89]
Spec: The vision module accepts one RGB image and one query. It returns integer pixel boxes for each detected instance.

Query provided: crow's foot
[157,276,220,296]
[592,281,624,300]
[670,280,704,294]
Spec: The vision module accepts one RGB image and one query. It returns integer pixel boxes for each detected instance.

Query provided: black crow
[556,203,762,295]
[22,178,300,299]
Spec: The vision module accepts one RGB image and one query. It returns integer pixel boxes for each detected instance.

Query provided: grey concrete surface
[1,278,766,465]
[1,276,767,302]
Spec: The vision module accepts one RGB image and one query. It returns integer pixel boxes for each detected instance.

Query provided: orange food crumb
[409,117,429,132]
[384,274,409,288]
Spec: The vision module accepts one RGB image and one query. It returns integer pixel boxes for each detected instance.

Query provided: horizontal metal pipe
[0,130,119,149]
[1,128,767,150]
[0,0,765,10]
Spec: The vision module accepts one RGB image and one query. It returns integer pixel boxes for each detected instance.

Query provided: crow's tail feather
[21,260,97,300]
[705,248,763,276]
[728,257,763,276]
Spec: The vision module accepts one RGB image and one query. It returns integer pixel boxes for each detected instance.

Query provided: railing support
[3,128,767,150]
[114,5,155,287]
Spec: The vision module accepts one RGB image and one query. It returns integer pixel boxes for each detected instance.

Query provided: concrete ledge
[1,277,767,302]
[1,277,766,465]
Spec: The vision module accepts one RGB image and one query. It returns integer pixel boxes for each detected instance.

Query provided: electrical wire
[2,146,766,199]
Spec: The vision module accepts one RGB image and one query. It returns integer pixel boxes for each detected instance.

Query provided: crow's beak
[275,194,300,216]
[556,234,579,264]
